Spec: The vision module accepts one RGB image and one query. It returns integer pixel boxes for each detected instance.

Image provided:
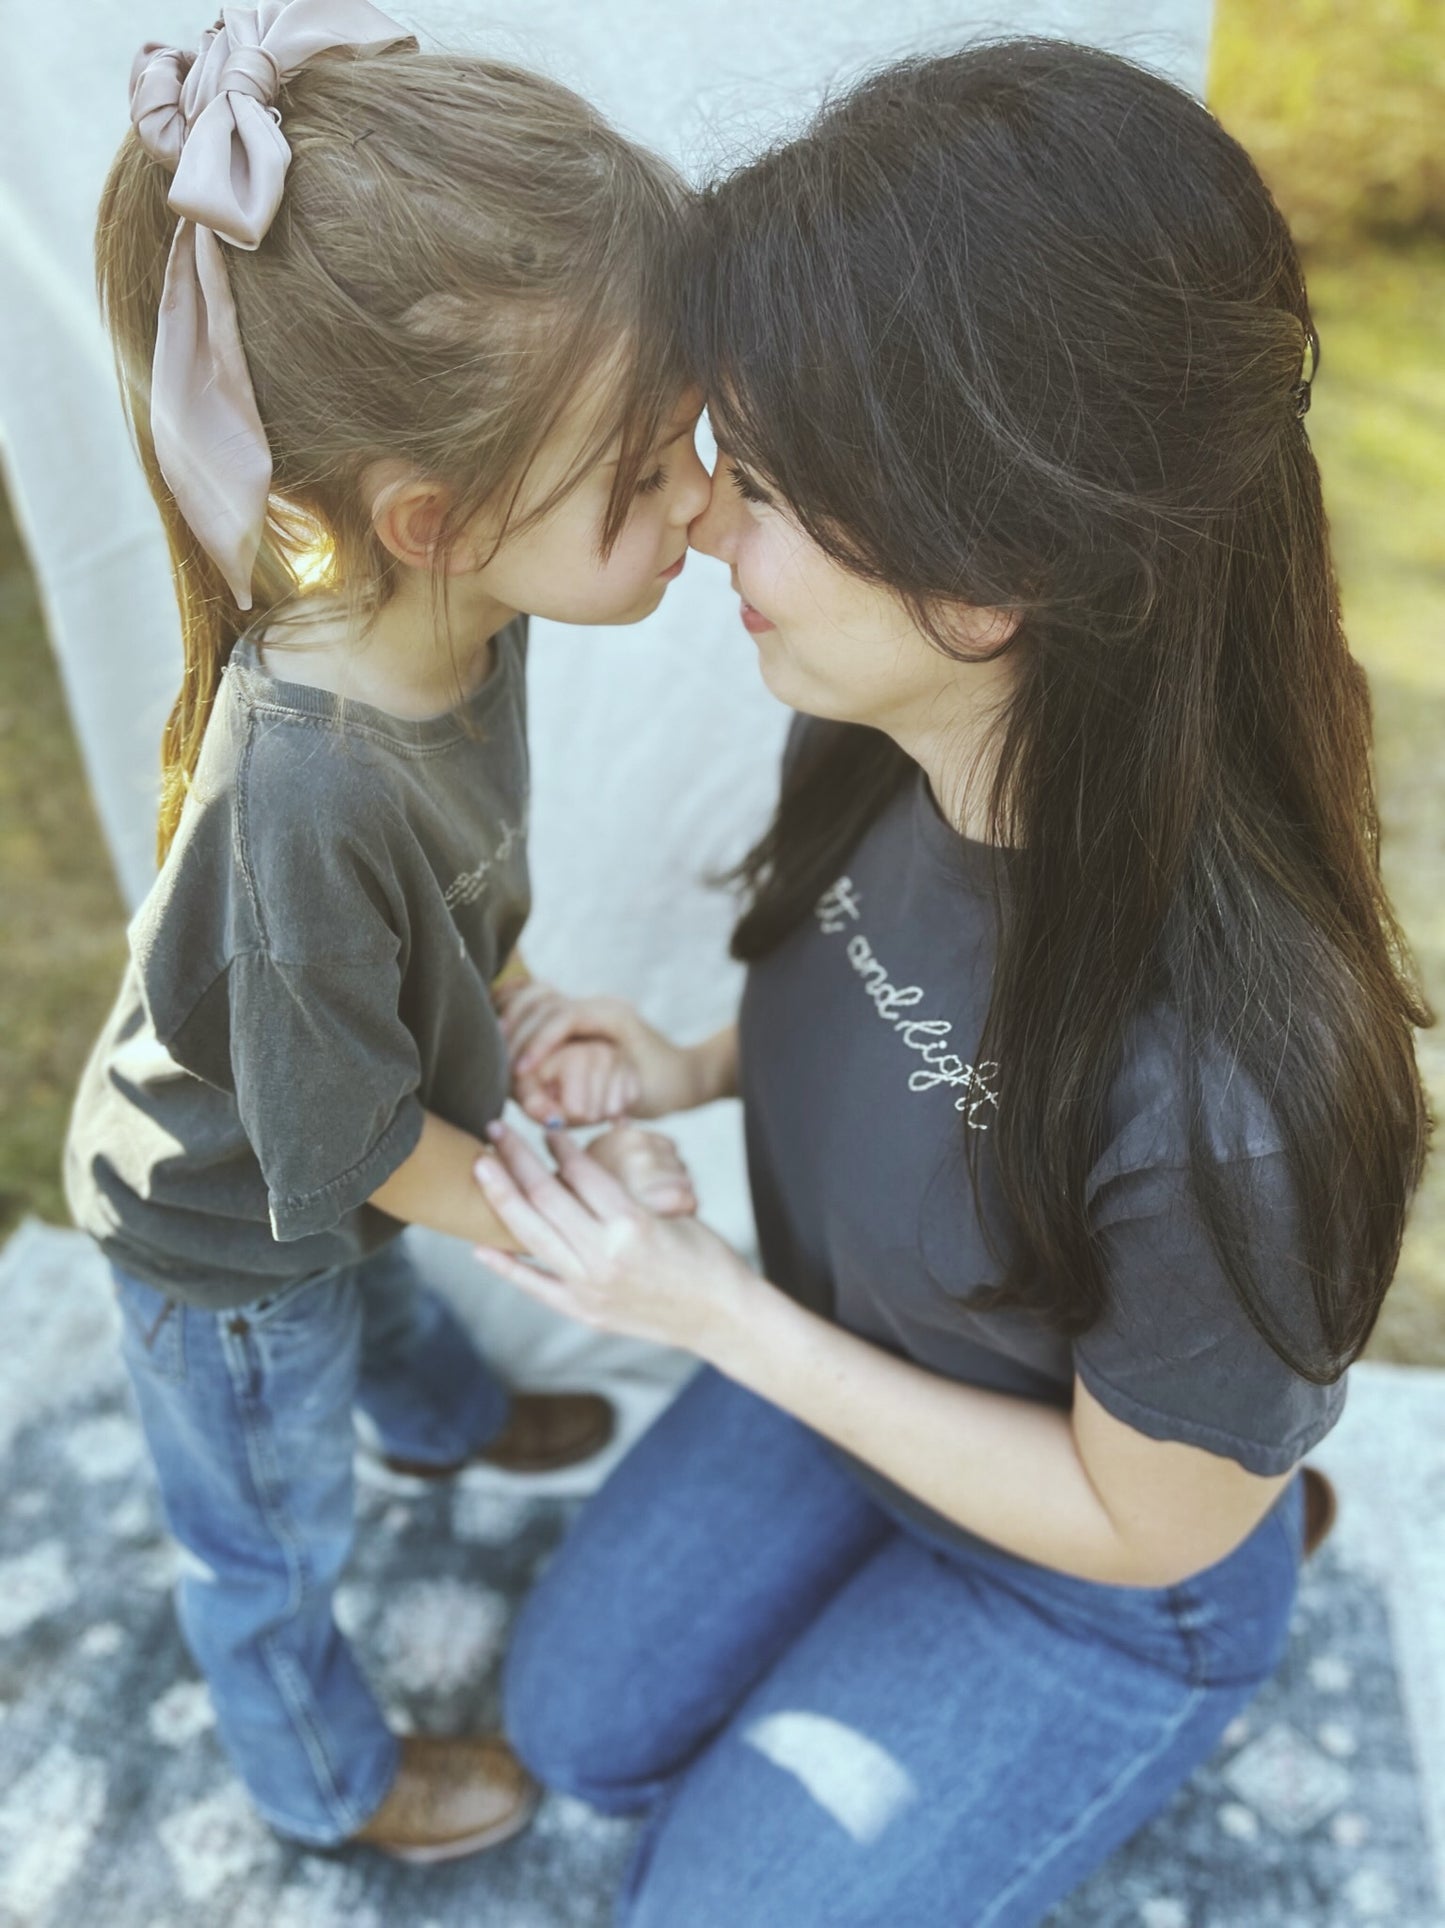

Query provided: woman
[473,39,1429,1926]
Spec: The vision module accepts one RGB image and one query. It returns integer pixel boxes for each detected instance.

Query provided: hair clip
[1292,324,1320,420]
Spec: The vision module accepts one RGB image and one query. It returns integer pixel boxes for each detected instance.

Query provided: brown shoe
[382,1391,615,1482]
[350,1734,538,1865]
[1302,1465,1338,1558]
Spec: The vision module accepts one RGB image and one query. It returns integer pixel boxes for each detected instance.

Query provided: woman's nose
[688,462,736,561]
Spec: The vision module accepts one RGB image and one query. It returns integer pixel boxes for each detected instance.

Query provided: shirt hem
[267,1096,427,1242]
[84,1223,403,1310]
[1073,1352,1347,1477]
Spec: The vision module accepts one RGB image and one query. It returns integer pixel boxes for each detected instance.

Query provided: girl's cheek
[610,525,660,595]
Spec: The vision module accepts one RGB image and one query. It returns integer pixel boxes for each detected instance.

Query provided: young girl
[475,40,1431,1925]
[63,0,707,1865]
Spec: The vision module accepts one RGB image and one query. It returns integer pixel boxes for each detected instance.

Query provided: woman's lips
[740,598,775,635]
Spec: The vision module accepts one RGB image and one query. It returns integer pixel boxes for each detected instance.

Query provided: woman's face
[688,446,1016,738]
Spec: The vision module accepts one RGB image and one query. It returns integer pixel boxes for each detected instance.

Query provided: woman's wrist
[691,1250,782,1377]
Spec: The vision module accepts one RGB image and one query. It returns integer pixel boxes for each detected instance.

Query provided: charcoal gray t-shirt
[739,723,1345,1546]
[65,620,530,1306]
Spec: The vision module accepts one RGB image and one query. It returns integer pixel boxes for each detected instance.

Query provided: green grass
[1,242,1442,1360]
[1212,0,1445,250]
[1305,247,1445,1363]
[0,489,128,1229]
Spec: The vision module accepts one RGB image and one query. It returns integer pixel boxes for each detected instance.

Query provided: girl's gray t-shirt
[65,620,530,1306]
[739,728,1345,1545]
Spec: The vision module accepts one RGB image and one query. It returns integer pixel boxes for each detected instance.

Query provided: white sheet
[0,1,1211,1407]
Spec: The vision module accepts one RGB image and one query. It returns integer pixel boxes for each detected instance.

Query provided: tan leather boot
[381,1390,615,1480]
[350,1735,539,1865]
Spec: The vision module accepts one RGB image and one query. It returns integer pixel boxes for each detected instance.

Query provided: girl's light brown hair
[96,42,690,859]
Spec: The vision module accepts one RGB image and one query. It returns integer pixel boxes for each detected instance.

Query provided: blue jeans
[504,1366,1304,1928]
[113,1235,511,1846]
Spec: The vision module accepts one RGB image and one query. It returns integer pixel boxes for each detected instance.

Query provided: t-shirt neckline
[227,616,522,750]
[912,766,1019,893]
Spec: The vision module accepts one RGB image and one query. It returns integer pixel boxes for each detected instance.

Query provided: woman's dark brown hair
[693,39,1430,1380]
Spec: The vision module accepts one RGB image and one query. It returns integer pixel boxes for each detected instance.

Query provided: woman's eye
[635,464,669,496]
[729,465,773,507]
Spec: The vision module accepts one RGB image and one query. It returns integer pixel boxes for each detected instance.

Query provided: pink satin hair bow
[129,0,410,608]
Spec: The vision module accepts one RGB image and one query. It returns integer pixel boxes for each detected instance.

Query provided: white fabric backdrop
[0,1,1211,1423]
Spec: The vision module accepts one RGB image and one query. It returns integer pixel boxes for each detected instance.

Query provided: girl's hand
[585,1122,697,1219]
[497,982,703,1126]
[472,1122,755,1355]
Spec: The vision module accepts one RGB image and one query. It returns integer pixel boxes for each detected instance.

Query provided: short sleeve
[1074,1153,1346,1475]
[225,947,424,1241]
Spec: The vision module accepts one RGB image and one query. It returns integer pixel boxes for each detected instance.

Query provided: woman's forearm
[701,1278,1164,1586]
[684,1023,740,1107]
[471,1121,1283,1585]
[369,1109,523,1249]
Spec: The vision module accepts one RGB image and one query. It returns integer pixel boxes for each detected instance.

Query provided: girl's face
[475,383,711,626]
[687,446,1016,736]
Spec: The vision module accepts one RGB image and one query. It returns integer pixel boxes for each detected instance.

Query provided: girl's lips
[740,598,775,635]
[658,554,687,581]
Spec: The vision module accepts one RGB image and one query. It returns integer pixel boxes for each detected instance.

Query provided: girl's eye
[635,464,669,497]
[729,465,773,507]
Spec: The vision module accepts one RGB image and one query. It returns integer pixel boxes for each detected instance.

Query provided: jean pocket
[113,1270,187,1384]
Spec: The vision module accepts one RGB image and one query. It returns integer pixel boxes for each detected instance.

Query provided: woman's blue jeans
[113,1236,511,1846]
[504,1366,1305,1928]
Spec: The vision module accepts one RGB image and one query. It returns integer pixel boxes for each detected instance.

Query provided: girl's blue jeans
[113,1236,511,1846]
[504,1365,1305,1928]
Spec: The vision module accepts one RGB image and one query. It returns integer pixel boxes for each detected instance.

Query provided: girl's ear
[365,459,465,572]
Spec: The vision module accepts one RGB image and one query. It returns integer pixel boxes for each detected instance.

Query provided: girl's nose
[688,461,736,561]
[671,442,714,528]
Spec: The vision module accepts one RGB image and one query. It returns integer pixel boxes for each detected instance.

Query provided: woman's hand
[472,1121,757,1354]
[496,980,725,1126]
[586,1121,697,1218]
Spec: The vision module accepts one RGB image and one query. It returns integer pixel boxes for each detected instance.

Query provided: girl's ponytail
[98,133,228,860]
[99,5,410,862]
[95,131,291,861]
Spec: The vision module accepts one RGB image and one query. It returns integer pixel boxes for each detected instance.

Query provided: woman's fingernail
[475,1158,497,1185]
[545,1114,566,1130]
[485,1121,505,1142]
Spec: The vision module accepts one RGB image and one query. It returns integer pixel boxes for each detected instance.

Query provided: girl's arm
[490,947,533,1000]
[472,1124,1291,1589]
[370,1111,525,1248]
[370,1109,696,1244]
